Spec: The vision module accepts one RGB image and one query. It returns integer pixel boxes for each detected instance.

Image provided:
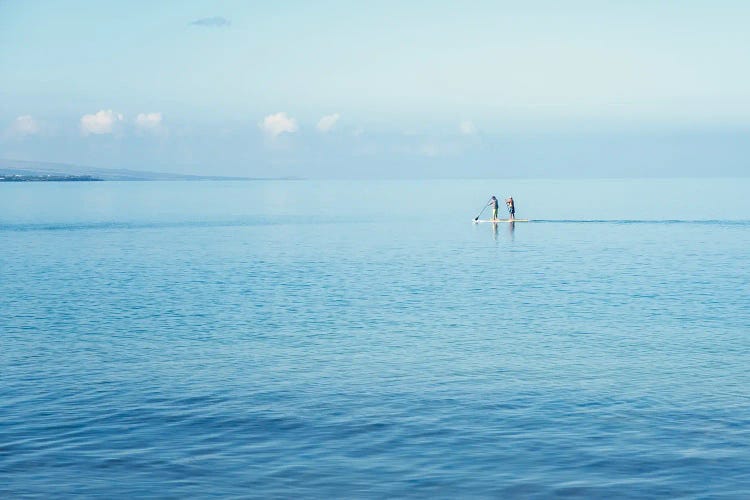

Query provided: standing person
[505,196,515,220]
[488,196,499,220]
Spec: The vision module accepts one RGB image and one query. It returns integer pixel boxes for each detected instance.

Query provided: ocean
[2,179,749,498]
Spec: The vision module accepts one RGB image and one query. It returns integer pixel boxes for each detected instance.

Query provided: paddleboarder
[488,196,499,220]
[505,196,515,220]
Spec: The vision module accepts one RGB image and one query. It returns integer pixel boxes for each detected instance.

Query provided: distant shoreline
[0,174,102,182]
[0,158,299,182]
[0,175,301,182]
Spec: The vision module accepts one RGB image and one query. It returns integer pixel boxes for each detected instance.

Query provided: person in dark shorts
[505,196,515,220]
[488,196,499,220]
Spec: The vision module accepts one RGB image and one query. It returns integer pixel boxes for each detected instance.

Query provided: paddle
[474,197,492,221]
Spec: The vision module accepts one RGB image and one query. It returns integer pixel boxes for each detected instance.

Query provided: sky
[1,0,749,178]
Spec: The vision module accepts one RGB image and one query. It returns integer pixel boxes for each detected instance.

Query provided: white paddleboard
[474,219,529,223]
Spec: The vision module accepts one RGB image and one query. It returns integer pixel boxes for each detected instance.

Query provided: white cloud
[10,115,40,136]
[316,113,340,133]
[416,142,461,157]
[191,17,231,28]
[259,112,298,138]
[459,120,476,135]
[80,110,123,135]
[419,143,441,157]
[135,112,164,133]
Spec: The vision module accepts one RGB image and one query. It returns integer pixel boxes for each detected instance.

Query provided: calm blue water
[2,179,749,498]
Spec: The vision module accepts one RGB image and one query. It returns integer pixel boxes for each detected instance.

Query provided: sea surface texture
[2,179,749,498]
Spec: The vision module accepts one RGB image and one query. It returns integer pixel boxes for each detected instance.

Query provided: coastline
[0,174,102,182]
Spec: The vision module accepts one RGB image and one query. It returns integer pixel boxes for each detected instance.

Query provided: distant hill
[0,159,284,181]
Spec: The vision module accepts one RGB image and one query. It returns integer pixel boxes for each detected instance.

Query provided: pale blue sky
[1,1,749,177]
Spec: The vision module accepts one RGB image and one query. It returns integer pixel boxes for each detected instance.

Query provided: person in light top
[505,196,515,221]
[488,196,499,220]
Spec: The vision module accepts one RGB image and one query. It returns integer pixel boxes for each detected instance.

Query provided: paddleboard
[474,219,529,223]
